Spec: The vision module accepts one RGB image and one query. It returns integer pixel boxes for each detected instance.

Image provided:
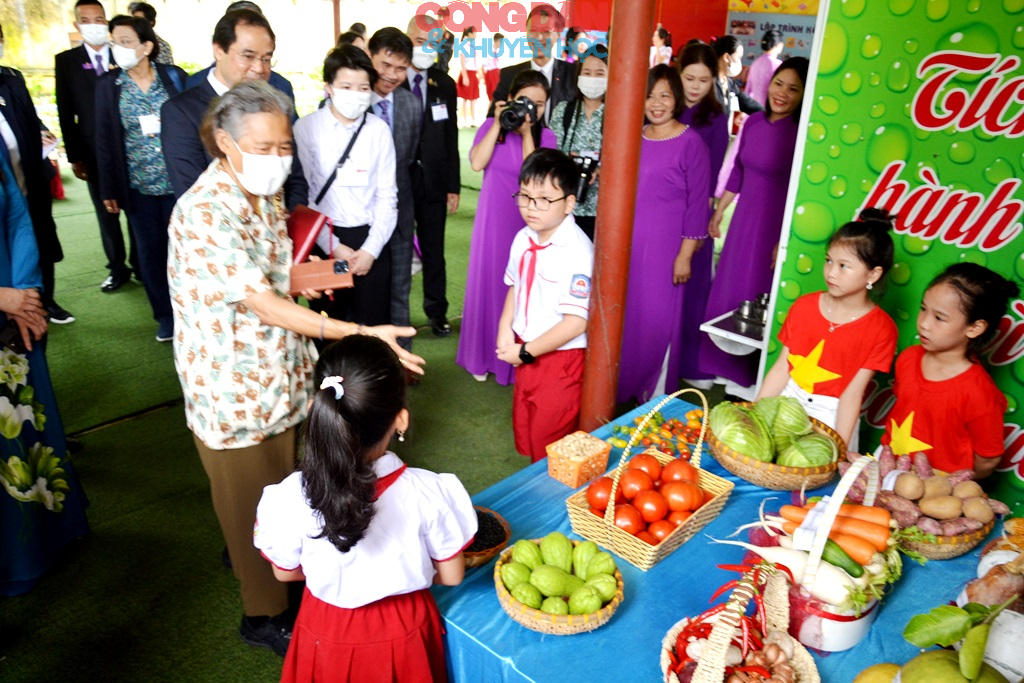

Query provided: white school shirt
[503,214,593,350]
[293,106,398,259]
[254,452,477,609]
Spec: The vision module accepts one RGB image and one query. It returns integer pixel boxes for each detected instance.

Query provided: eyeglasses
[230,48,276,69]
[512,192,567,210]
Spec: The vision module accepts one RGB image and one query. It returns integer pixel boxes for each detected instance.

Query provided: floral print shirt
[168,161,316,450]
[117,70,171,195]
[551,100,604,218]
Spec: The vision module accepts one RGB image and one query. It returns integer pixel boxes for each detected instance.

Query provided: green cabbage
[754,397,813,451]
[709,402,774,462]
[776,432,838,468]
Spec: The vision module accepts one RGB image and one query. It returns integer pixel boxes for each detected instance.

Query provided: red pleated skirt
[281,587,448,683]
[484,69,501,99]
[456,70,480,100]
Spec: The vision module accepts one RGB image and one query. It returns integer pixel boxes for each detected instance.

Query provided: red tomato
[667,510,693,526]
[627,453,662,481]
[661,459,699,484]
[614,503,645,535]
[589,507,605,518]
[661,481,703,512]
[633,489,669,523]
[636,530,658,545]
[648,519,676,541]
[701,487,715,507]
[587,476,624,511]
[619,469,654,500]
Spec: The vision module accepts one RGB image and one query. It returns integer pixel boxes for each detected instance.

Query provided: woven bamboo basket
[464,506,511,569]
[493,539,625,635]
[706,402,845,491]
[660,566,819,683]
[566,389,734,571]
[900,519,995,560]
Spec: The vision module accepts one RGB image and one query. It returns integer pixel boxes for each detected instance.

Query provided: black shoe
[240,615,292,657]
[100,272,131,292]
[429,316,452,337]
[47,304,76,324]
[221,546,232,569]
[65,436,84,454]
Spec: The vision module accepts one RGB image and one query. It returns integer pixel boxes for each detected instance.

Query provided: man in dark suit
[487,4,576,123]
[160,9,306,207]
[406,15,460,337]
[0,30,73,323]
[55,0,135,292]
[369,28,422,352]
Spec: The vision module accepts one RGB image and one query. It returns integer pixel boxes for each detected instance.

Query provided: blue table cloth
[432,395,991,683]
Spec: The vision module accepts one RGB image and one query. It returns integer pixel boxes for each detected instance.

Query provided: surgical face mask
[726,55,742,78]
[577,76,608,100]
[111,44,141,70]
[228,138,292,197]
[78,23,110,47]
[411,45,435,71]
[330,89,372,121]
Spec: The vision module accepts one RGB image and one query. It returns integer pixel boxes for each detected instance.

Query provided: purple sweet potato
[837,461,851,477]
[914,516,943,536]
[913,452,933,479]
[876,490,922,528]
[947,469,975,486]
[846,450,862,464]
[878,446,897,479]
[989,498,1011,516]
[939,517,984,536]
[895,454,913,472]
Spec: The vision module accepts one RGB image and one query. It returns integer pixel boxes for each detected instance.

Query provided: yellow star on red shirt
[788,339,842,393]
[888,412,934,456]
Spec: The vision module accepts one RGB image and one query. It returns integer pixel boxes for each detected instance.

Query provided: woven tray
[493,539,624,635]
[464,506,511,569]
[566,389,734,571]
[660,567,820,683]
[901,519,995,560]
[707,401,844,491]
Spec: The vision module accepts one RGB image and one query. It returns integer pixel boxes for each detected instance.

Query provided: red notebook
[287,205,330,264]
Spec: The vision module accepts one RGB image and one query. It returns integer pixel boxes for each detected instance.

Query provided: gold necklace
[825,294,872,332]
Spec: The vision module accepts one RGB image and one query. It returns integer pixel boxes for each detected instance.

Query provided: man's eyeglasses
[512,192,567,210]
[230,48,276,68]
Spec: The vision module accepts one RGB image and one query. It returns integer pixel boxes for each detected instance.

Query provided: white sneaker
[472,373,488,382]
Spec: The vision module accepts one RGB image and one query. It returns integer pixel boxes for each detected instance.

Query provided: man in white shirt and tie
[368,28,423,356]
[55,0,137,292]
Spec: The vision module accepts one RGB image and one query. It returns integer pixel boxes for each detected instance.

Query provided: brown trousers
[194,428,297,617]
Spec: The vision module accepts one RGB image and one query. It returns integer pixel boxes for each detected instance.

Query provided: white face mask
[228,138,292,197]
[330,89,372,121]
[78,23,110,47]
[726,55,742,78]
[577,76,607,100]
[411,45,435,71]
[111,44,142,70]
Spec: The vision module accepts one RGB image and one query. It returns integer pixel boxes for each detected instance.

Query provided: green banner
[771,0,1024,510]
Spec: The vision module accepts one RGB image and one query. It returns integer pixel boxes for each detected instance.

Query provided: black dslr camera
[573,156,598,204]
[499,96,538,131]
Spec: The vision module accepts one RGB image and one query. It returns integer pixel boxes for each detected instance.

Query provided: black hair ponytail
[928,263,1021,357]
[300,335,407,553]
[827,207,896,288]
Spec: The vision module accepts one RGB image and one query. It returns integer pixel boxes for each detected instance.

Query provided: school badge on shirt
[569,274,591,299]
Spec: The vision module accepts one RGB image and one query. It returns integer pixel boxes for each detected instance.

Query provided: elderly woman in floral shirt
[167,80,423,656]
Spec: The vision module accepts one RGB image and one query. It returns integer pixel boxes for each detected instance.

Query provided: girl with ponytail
[255,335,477,681]
[880,263,1019,477]
[757,208,900,450]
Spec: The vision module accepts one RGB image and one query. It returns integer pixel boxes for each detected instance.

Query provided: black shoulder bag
[314,112,368,206]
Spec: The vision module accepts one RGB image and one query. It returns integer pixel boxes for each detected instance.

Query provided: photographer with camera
[457,70,556,385]
[550,45,607,241]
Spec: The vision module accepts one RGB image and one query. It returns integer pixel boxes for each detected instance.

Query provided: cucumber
[821,539,864,578]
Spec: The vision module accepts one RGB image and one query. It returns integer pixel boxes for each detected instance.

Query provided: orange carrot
[781,522,877,565]
[804,501,891,528]
[778,505,890,552]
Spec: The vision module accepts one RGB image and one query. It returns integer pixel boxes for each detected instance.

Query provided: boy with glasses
[496,149,593,461]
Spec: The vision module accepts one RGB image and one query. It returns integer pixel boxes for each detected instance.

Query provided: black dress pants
[310,224,392,335]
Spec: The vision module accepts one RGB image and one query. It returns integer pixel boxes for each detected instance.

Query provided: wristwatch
[519,343,537,365]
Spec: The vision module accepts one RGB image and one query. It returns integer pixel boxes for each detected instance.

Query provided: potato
[919,495,962,521]
[953,480,984,500]
[923,475,952,499]
[894,472,925,501]
[963,497,996,524]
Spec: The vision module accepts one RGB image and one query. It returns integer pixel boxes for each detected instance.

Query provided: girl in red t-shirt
[881,263,1019,477]
[758,209,898,450]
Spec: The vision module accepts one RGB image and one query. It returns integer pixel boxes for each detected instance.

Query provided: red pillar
[579,0,657,430]
[332,0,341,46]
